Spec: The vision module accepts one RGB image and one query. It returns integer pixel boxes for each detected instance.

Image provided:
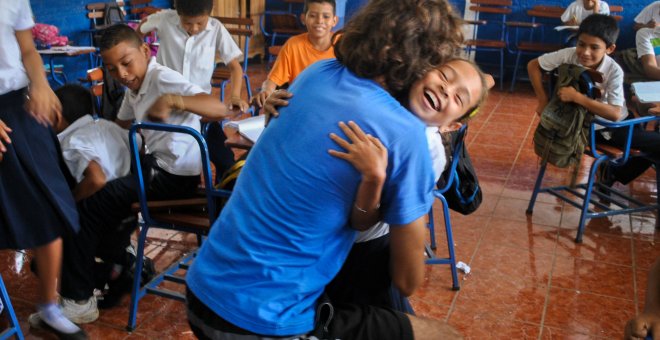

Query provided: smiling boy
[251,0,339,107]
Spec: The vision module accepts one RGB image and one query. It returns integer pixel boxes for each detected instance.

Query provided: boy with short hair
[561,0,610,26]
[54,84,132,202]
[634,1,660,31]
[30,24,230,326]
[251,0,338,107]
[138,0,249,111]
[528,15,660,192]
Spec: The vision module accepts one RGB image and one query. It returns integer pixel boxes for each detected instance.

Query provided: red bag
[32,23,69,47]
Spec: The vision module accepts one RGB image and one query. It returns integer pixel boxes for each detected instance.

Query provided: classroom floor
[0,63,658,339]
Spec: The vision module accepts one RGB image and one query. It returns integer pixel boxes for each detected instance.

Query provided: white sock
[38,303,81,334]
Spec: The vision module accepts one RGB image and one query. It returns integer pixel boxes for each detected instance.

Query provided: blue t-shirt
[187,59,435,336]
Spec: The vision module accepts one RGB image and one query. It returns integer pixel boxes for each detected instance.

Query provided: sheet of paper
[632,81,660,103]
[224,115,266,143]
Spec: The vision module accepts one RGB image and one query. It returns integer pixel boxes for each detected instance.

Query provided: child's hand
[328,121,387,183]
[146,94,178,122]
[250,90,273,108]
[230,96,249,112]
[557,86,580,103]
[26,84,62,127]
[624,312,660,340]
[263,90,293,127]
[0,119,12,163]
[535,99,548,116]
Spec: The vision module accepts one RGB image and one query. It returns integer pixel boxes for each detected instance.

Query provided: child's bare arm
[147,93,229,122]
[0,119,12,163]
[73,160,107,201]
[16,29,61,127]
[227,58,249,112]
[328,121,387,231]
[527,58,549,115]
[640,54,660,80]
[136,17,151,38]
[625,257,660,339]
[556,86,624,121]
[250,79,278,108]
[389,217,427,296]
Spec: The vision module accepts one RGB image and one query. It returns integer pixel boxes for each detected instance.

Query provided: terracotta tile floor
[0,63,658,339]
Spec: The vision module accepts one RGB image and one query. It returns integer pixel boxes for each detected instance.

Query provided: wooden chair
[0,274,23,340]
[464,0,513,91]
[126,0,159,20]
[609,5,624,22]
[507,5,565,92]
[126,122,231,331]
[211,17,254,103]
[259,11,304,62]
[85,1,126,46]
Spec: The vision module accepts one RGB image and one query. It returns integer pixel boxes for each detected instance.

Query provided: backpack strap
[217,160,246,189]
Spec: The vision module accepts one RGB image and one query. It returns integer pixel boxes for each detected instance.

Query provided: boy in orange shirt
[251,0,338,107]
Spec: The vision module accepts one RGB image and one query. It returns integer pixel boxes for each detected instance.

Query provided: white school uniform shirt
[636,27,660,65]
[117,58,206,176]
[634,1,660,25]
[561,1,610,24]
[139,9,242,93]
[0,0,33,95]
[538,47,627,128]
[58,115,133,183]
[355,127,447,243]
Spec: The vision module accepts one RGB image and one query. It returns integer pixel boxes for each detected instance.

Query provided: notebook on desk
[632,81,660,103]
[224,115,266,144]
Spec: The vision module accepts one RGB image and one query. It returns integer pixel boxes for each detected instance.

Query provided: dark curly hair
[98,24,143,52]
[335,0,464,101]
[175,0,213,17]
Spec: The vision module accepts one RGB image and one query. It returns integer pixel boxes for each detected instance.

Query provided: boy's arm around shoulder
[147,93,230,122]
[389,216,427,296]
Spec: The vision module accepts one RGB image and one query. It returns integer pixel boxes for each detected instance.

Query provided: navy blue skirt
[0,89,80,250]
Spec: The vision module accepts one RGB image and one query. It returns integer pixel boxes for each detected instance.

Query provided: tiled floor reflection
[0,64,657,339]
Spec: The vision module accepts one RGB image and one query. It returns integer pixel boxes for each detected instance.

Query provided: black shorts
[186,288,413,340]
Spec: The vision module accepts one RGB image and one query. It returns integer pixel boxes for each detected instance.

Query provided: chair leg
[499,49,505,91]
[0,274,24,340]
[428,209,437,251]
[527,161,548,214]
[127,222,149,331]
[576,156,608,243]
[243,74,252,100]
[509,51,522,93]
[440,195,460,291]
[220,81,227,103]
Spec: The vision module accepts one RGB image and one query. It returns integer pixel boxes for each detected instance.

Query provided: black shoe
[97,269,132,309]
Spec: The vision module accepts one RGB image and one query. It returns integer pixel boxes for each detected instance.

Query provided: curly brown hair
[334,0,464,100]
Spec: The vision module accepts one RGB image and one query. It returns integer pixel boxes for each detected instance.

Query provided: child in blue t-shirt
[265,58,493,309]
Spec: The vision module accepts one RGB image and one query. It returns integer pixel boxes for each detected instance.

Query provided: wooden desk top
[38,46,96,56]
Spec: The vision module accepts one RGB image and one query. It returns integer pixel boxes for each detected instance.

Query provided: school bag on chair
[437,128,482,215]
[533,64,601,185]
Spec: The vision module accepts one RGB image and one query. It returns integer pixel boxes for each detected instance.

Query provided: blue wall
[30,0,172,86]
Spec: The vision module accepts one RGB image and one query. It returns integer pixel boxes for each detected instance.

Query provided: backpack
[32,23,68,47]
[437,128,482,215]
[533,64,599,175]
[103,3,125,26]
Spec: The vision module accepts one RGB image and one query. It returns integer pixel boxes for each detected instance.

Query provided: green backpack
[533,64,600,170]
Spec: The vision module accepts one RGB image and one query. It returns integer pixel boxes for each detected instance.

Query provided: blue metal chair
[0,274,24,340]
[258,11,304,63]
[527,115,660,243]
[425,125,471,291]
[211,17,255,103]
[126,122,231,331]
